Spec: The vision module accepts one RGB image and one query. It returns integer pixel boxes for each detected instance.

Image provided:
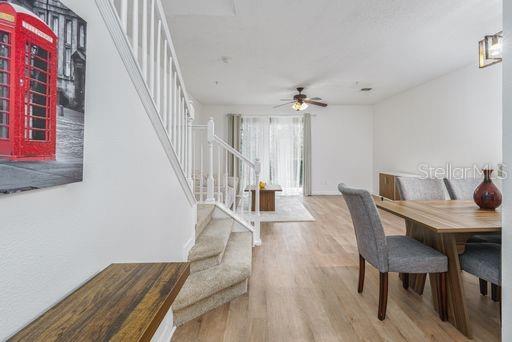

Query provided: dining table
[373,196,501,338]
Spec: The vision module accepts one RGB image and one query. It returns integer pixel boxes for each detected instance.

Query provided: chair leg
[358,255,365,293]
[437,272,448,321]
[479,278,488,296]
[402,273,409,290]
[378,272,388,321]
[491,283,501,302]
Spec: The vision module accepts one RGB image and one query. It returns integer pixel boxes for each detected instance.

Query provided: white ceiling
[163,0,502,105]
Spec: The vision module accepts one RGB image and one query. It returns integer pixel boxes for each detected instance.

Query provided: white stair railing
[99,0,261,244]
[192,118,261,246]
[97,0,195,202]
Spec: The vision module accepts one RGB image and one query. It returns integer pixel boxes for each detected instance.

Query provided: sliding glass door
[240,115,304,195]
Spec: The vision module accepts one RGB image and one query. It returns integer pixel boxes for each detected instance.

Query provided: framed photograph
[0,0,86,195]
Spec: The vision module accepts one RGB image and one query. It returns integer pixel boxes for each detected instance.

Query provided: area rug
[239,196,315,222]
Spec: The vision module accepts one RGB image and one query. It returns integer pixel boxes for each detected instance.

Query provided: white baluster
[182,100,186,167]
[163,42,168,129]
[141,0,148,80]
[172,71,177,147]
[131,0,139,58]
[254,159,261,246]
[217,145,221,202]
[206,118,215,203]
[192,129,196,196]
[120,0,128,32]
[179,100,182,161]
[177,94,181,163]
[224,149,228,207]
[149,0,155,95]
[166,59,173,135]
[181,105,187,170]
[181,98,185,167]
[200,137,204,202]
[233,156,238,212]
[156,20,162,112]
[181,100,185,166]
[188,117,193,186]
[177,87,182,164]
[184,108,188,174]
[240,163,245,214]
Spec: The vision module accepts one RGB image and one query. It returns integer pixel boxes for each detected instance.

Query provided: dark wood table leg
[427,233,472,338]
[404,225,472,337]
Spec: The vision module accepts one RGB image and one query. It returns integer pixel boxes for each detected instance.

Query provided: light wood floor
[174,196,501,341]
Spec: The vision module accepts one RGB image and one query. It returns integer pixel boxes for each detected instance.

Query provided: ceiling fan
[274,87,328,111]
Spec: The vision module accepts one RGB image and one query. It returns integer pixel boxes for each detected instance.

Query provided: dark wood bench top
[9,262,190,341]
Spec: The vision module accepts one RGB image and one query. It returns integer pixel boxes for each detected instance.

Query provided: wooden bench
[9,262,190,341]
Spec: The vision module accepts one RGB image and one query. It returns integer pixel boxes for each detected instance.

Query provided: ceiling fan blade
[304,99,328,107]
[306,97,322,101]
[273,102,294,108]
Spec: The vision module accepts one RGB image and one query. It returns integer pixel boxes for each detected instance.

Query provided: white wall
[196,104,374,194]
[373,63,502,191]
[0,1,195,338]
[502,0,511,338]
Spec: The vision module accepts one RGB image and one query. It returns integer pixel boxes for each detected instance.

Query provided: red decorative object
[0,3,57,161]
[473,169,502,210]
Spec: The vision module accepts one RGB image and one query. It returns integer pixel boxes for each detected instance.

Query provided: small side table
[244,184,283,211]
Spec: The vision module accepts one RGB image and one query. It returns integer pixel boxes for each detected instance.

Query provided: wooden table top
[245,184,283,192]
[10,262,190,342]
[374,196,501,233]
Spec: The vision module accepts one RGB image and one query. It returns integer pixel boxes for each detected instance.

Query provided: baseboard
[150,306,175,342]
[183,235,195,260]
[311,191,341,196]
[169,325,177,341]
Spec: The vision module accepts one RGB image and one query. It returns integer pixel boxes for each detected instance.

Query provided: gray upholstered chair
[443,177,481,200]
[460,243,501,302]
[396,177,448,200]
[338,183,448,321]
[444,177,502,296]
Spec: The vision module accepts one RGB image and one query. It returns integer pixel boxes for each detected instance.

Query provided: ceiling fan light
[292,101,308,111]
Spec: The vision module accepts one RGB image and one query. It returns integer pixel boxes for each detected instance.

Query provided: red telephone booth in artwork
[0,3,57,161]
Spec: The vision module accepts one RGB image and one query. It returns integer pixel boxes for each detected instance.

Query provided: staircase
[173,204,252,325]
[98,0,260,327]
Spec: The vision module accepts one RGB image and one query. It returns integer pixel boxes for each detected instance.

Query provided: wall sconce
[479,31,503,68]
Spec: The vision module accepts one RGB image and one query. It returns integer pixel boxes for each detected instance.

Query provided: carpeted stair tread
[174,280,248,326]
[173,232,252,311]
[189,218,233,262]
[196,204,214,236]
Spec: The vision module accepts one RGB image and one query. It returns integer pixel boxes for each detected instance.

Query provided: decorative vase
[473,169,502,210]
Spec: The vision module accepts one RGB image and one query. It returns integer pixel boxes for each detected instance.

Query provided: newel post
[253,158,262,246]
[206,118,215,203]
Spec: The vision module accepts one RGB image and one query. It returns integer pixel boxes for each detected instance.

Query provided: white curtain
[303,113,312,196]
[240,116,270,190]
[240,115,304,196]
[270,117,303,195]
